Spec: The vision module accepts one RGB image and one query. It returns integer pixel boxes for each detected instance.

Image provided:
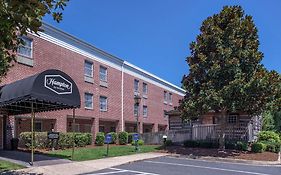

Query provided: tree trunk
[219,110,227,150]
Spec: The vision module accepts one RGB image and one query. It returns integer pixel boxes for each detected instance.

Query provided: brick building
[0,23,185,148]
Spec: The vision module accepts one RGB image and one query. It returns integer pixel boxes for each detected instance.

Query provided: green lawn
[47,145,161,161]
[0,160,25,173]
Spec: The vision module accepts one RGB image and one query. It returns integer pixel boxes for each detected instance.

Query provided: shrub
[95,132,105,146]
[260,141,281,153]
[131,139,144,146]
[19,132,92,149]
[108,132,118,144]
[236,141,248,151]
[258,131,280,143]
[251,142,266,153]
[225,141,237,150]
[128,133,137,143]
[183,140,199,148]
[164,139,173,147]
[118,131,128,145]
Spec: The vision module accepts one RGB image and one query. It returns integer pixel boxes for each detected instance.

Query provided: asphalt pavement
[85,156,281,175]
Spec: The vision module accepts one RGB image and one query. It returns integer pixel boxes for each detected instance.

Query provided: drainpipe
[121,62,124,131]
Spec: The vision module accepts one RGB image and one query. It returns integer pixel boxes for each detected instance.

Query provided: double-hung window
[84,93,93,109]
[134,104,138,116]
[164,91,168,103]
[99,96,108,111]
[134,79,139,93]
[18,37,33,58]
[84,61,93,77]
[143,106,148,117]
[99,66,107,82]
[143,83,148,95]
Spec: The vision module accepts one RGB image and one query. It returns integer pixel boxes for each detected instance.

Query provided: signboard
[44,75,72,95]
[105,134,112,144]
[47,132,60,140]
[133,133,139,141]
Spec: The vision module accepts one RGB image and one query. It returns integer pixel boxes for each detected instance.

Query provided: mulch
[159,146,279,161]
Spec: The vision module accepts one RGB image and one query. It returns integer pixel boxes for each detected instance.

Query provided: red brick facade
[0,24,185,146]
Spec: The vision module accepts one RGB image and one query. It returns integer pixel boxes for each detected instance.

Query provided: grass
[0,160,25,173]
[46,145,161,161]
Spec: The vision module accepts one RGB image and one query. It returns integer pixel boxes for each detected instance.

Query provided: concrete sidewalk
[18,152,168,175]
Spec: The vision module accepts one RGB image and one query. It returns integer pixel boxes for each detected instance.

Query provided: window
[168,93,172,103]
[35,121,42,132]
[84,93,93,109]
[143,106,148,117]
[134,79,139,93]
[134,104,138,116]
[18,37,33,58]
[143,83,148,95]
[99,96,108,111]
[99,66,107,82]
[163,110,168,118]
[164,91,168,103]
[84,60,93,77]
[228,115,238,124]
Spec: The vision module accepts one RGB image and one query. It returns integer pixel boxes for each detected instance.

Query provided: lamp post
[134,95,141,151]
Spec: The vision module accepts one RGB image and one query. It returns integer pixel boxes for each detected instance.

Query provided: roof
[0,69,80,115]
[38,23,186,96]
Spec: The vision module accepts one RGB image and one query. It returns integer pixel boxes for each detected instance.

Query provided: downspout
[121,62,125,131]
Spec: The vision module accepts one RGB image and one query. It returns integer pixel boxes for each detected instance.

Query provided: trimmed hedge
[128,133,137,143]
[95,132,105,146]
[118,132,128,145]
[251,142,266,153]
[164,140,173,147]
[131,139,144,146]
[260,141,281,153]
[258,131,280,143]
[225,141,248,151]
[19,132,92,149]
[108,132,118,144]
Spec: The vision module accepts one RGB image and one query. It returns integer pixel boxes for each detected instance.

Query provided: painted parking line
[144,160,273,175]
[87,167,160,175]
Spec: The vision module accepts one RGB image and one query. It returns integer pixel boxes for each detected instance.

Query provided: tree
[179,6,281,149]
[0,0,68,81]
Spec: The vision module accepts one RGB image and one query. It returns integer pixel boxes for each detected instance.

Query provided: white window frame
[134,104,138,116]
[99,96,108,112]
[84,60,93,78]
[143,105,148,117]
[168,93,172,104]
[164,91,168,103]
[17,37,33,58]
[134,79,139,93]
[84,93,93,109]
[99,66,108,82]
[143,83,148,95]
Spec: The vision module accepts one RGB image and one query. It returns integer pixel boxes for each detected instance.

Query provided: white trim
[31,31,185,96]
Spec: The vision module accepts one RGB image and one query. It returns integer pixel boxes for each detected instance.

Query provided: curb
[168,154,281,166]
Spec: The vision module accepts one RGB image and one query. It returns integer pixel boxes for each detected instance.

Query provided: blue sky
[44,0,281,87]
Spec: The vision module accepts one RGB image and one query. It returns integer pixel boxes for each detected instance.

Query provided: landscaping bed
[161,146,279,161]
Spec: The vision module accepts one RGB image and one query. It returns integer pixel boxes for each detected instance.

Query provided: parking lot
[85,156,281,175]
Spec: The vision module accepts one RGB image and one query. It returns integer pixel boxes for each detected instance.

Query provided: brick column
[92,118,99,144]
[139,121,143,134]
[4,116,15,150]
[154,123,159,133]
[55,115,67,132]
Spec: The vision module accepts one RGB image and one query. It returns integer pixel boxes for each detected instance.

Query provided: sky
[44,0,281,87]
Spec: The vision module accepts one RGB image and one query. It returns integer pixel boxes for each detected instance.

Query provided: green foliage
[108,132,118,144]
[19,132,91,149]
[251,142,266,153]
[258,131,280,143]
[236,141,248,151]
[164,140,173,147]
[118,132,128,145]
[0,0,69,81]
[183,140,200,148]
[262,111,281,132]
[131,139,144,146]
[128,133,137,143]
[95,132,105,146]
[260,141,281,153]
[180,5,280,120]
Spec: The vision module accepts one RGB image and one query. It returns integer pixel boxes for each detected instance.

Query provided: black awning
[0,69,80,115]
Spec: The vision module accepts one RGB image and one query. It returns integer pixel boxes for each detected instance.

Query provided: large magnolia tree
[179,6,281,148]
[0,0,68,81]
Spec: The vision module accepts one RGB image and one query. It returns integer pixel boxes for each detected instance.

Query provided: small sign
[105,134,112,144]
[133,133,139,141]
[47,132,60,140]
[44,75,72,95]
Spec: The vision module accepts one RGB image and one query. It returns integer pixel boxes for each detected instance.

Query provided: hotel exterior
[0,23,185,148]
